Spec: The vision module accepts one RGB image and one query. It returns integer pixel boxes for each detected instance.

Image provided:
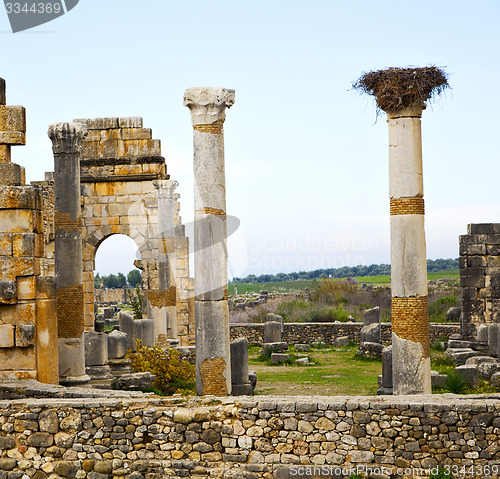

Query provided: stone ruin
[0,77,197,385]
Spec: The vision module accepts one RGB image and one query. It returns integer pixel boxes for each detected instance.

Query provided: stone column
[184,87,235,395]
[48,122,90,386]
[387,105,431,395]
[153,179,178,341]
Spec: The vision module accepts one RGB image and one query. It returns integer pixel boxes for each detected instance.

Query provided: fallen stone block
[448,339,473,349]
[294,344,310,352]
[448,350,483,366]
[431,371,447,388]
[295,357,309,365]
[262,342,288,355]
[271,353,289,364]
[478,361,500,379]
[358,341,383,358]
[333,336,349,347]
[112,372,155,390]
[465,356,496,366]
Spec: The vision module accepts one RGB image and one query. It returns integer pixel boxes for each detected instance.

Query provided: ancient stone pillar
[387,105,431,395]
[153,179,178,341]
[184,87,235,395]
[48,122,90,386]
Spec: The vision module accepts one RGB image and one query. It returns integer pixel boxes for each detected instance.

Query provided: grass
[248,345,381,396]
[229,271,459,295]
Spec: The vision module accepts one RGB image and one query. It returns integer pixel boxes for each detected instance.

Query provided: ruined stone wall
[0,395,499,479]
[94,288,127,305]
[230,322,459,345]
[459,224,500,338]
[0,79,58,383]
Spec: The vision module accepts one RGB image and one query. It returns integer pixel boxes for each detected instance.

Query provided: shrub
[428,295,459,321]
[127,285,143,319]
[303,307,349,323]
[127,341,195,395]
[309,278,358,305]
[445,371,467,394]
[429,467,453,479]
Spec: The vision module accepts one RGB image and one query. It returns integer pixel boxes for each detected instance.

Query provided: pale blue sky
[2,1,500,276]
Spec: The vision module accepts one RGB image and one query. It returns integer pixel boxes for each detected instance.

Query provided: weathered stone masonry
[0,395,500,479]
[460,224,500,339]
[0,78,58,384]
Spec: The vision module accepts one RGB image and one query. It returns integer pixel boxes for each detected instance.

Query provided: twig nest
[353,66,449,114]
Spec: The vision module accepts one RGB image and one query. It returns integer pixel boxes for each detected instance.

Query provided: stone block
[270,353,289,364]
[264,322,282,344]
[135,318,155,347]
[361,322,381,343]
[0,163,25,186]
[295,357,308,365]
[382,345,392,388]
[266,313,284,332]
[0,300,35,325]
[112,372,154,390]
[459,243,486,256]
[262,342,288,354]
[469,224,497,234]
[74,117,119,130]
[36,276,56,300]
[118,117,143,128]
[0,346,35,369]
[488,256,500,268]
[0,209,36,233]
[460,273,485,288]
[363,306,380,326]
[359,341,383,358]
[121,128,152,140]
[230,337,249,386]
[0,233,12,255]
[445,307,461,322]
[431,371,447,388]
[36,297,58,384]
[117,139,161,158]
[448,339,472,348]
[84,331,108,366]
[478,361,500,379]
[107,330,128,359]
[294,344,311,352]
[0,324,15,347]
[477,324,489,343]
[12,233,38,257]
[0,144,10,162]
[489,324,499,356]
[333,336,350,347]
[0,186,36,209]
[0,105,26,132]
[0,131,25,144]
[15,324,35,347]
[0,281,16,304]
[81,141,99,159]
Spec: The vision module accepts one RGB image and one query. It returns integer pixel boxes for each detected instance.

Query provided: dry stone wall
[0,394,499,479]
[230,323,459,346]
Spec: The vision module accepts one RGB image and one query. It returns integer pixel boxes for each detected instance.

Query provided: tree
[127,269,141,288]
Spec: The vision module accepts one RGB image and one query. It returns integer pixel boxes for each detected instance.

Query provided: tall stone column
[388,105,431,395]
[184,87,235,395]
[153,179,178,341]
[48,122,90,386]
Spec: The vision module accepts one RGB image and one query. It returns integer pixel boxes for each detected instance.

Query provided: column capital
[153,179,179,199]
[183,87,235,126]
[386,104,425,120]
[48,122,88,155]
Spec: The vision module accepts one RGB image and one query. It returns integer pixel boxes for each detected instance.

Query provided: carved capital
[48,122,88,155]
[183,87,235,126]
[153,179,179,199]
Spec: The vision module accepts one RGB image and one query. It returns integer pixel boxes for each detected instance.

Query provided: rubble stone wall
[230,322,459,345]
[0,395,499,479]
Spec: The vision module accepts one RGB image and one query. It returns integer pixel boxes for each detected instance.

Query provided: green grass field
[229,270,459,295]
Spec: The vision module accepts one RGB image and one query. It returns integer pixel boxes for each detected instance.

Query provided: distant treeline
[94,270,141,289]
[231,258,459,284]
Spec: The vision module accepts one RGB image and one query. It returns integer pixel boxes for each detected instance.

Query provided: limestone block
[118,139,161,158]
[0,105,26,132]
[0,209,37,233]
[0,163,25,186]
[81,141,99,159]
[58,337,87,379]
[36,297,58,384]
[262,342,288,354]
[0,281,16,304]
[0,301,35,325]
[12,233,40,257]
[0,346,35,369]
[333,336,349,347]
[0,234,12,255]
[100,129,121,141]
[488,324,498,356]
[0,145,10,162]
[0,324,15,347]
[112,372,154,390]
[36,276,56,300]
[264,322,282,344]
[0,186,36,209]
[361,323,381,343]
[455,365,479,388]
[231,337,250,386]
[121,128,152,140]
[271,353,289,364]
[0,131,25,145]
[15,324,35,347]
[15,276,35,300]
[114,164,143,176]
[382,345,393,388]
[101,139,118,158]
[0,257,36,281]
[85,129,101,141]
[84,331,108,366]
[363,306,380,326]
[73,118,119,130]
[119,117,143,128]
[107,330,129,359]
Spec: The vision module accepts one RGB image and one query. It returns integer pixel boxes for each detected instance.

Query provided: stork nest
[353,66,449,114]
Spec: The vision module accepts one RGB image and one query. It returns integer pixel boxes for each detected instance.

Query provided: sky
[2,1,500,277]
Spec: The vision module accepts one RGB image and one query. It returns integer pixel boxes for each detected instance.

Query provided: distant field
[228,270,459,295]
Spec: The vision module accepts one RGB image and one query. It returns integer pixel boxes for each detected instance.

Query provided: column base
[59,374,91,387]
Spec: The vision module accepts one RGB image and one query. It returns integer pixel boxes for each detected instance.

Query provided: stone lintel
[48,122,89,155]
[184,87,235,126]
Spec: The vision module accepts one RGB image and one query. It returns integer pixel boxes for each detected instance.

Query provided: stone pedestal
[230,338,252,396]
[184,87,235,396]
[49,122,90,386]
[84,331,113,381]
[387,106,431,395]
[264,322,282,344]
